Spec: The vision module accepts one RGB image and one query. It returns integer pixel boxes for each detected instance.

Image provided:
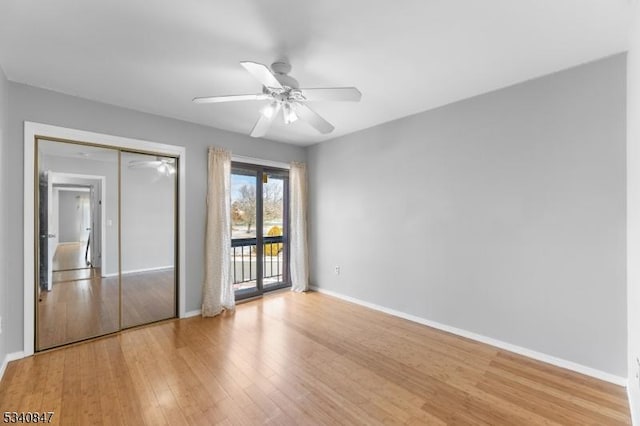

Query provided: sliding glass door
[231,163,289,300]
[262,169,288,291]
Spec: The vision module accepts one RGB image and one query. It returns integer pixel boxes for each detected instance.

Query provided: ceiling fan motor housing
[271,61,299,89]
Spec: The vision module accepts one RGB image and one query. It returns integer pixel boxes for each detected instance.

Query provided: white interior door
[46,172,58,291]
[89,185,96,267]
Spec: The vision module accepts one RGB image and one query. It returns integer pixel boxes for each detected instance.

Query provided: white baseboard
[0,351,27,383]
[184,309,201,318]
[311,286,627,387]
[103,265,174,278]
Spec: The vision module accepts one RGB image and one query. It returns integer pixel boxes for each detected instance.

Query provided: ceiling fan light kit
[283,102,298,124]
[261,101,279,119]
[193,60,362,137]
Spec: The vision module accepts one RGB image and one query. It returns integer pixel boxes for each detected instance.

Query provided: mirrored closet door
[121,151,177,328]
[35,139,178,351]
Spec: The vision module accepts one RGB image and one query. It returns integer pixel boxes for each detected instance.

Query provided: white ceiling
[0,0,631,146]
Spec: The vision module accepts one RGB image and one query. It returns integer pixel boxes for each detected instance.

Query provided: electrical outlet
[334,266,341,275]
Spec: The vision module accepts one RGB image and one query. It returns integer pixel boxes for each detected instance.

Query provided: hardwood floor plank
[477,371,628,425]
[493,351,629,405]
[39,351,65,425]
[0,291,631,424]
[486,361,629,421]
[20,352,49,411]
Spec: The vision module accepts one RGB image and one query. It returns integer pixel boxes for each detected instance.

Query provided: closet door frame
[23,122,186,357]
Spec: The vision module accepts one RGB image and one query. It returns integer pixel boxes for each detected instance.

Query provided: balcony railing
[231,236,285,288]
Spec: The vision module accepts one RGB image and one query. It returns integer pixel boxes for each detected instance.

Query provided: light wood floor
[52,242,89,271]
[3,291,630,425]
[51,242,95,283]
[39,244,175,349]
[121,269,176,329]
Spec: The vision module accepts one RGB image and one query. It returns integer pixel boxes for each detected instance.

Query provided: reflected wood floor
[4,292,631,425]
[52,242,89,271]
[51,242,93,282]
[121,269,176,329]
[39,243,175,349]
[38,272,120,349]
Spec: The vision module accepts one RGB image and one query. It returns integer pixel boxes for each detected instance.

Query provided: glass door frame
[232,162,290,301]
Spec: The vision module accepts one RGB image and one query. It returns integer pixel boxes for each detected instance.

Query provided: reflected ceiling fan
[193,61,362,137]
[128,157,176,175]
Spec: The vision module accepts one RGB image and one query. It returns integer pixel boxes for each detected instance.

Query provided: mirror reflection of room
[37,139,119,350]
[121,151,176,328]
[37,140,178,351]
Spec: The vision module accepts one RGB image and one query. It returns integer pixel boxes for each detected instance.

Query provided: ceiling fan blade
[250,103,282,138]
[292,103,335,134]
[299,87,362,102]
[240,61,283,89]
[192,93,270,104]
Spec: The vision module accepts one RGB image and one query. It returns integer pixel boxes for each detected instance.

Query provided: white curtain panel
[202,147,235,316]
[290,161,310,292]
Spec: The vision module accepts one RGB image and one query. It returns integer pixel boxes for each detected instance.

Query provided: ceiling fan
[128,157,176,175]
[193,61,362,137]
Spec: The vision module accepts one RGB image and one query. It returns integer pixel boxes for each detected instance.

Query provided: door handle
[47,234,56,238]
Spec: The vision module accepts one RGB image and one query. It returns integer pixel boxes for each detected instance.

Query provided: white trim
[49,172,107,273]
[310,286,627,387]
[103,265,174,277]
[184,309,202,318]
[55,187,90,192]
[24,121,187,357]
[629,384,639,426]
[232,155,290,170]
[0,351,27,382]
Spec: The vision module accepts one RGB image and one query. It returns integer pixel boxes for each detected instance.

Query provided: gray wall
[43,154,119,275]
[57,190,90,243]
[4,83,306,354]
[0,66,8,364]
[45,152,177,275]
[121,155,175,273]
[308,54,627,377]
[627,1,640,420]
